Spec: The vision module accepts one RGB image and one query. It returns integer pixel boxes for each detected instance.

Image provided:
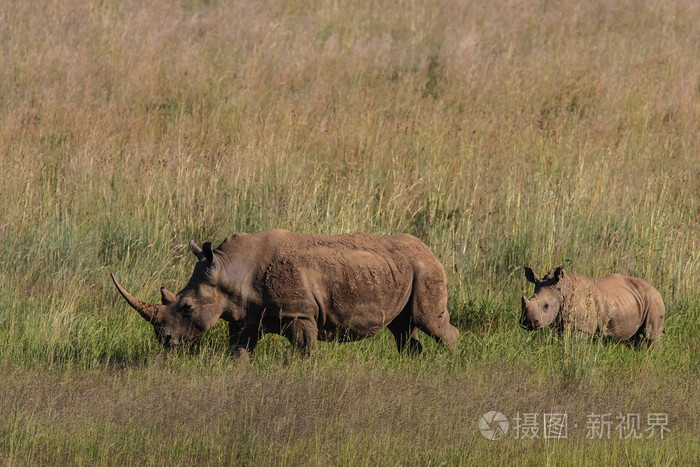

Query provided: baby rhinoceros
[111,229,459,356]
[520,266,665,344]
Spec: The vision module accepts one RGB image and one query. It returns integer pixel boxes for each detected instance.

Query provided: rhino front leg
[392,327,423,355]
[387,312,423,354]
[229,322,259,356]
[281,317,318,356]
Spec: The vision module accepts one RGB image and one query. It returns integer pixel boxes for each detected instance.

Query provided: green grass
[1,0,700,464]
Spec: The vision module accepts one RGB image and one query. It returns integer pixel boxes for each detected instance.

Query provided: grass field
[1,0,699,464]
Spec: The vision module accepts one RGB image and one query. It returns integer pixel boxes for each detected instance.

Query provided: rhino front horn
[521,295,530,308]
[110,272,162,323]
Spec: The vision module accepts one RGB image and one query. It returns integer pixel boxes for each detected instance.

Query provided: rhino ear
[160,287,177,305]
[552,266,564,281]
[190,240,205,260]
[202,242,214,263]
[524,267,540,283]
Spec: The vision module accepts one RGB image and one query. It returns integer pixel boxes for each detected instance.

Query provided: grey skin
[520,266,665,344]
[112,229,459,355]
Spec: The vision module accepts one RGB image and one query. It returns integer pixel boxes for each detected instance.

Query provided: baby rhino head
[520,266,566,331]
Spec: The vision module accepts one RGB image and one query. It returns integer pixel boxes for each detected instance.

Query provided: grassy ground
[1,0,699,464]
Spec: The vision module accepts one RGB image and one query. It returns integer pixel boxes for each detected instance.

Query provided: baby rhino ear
[552,266,565,281]
[524,267,540,284]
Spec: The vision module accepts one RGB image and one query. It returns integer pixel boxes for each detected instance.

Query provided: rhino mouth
[156,330,193,348]
[155,328,203,350]
[520,295,543,330]
[161,335,180,348]
[519,316,542,330]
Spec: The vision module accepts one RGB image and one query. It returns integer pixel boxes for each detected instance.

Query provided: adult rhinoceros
[520,266,664,344]
[112,229,459,355]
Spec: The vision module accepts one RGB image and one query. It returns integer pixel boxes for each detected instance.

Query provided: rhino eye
[543,303,550,310]
[180,304,193,315]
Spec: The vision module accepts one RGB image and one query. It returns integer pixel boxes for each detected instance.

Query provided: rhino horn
[111,272,162,323]
[521,295,529,309]
[160,287,177,305]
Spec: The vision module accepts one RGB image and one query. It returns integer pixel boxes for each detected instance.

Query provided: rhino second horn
[161,287,177,305]
[110,272,162,323]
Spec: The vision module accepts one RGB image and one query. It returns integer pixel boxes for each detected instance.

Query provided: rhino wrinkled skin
[112,229,459,355]
[520,266,665,343]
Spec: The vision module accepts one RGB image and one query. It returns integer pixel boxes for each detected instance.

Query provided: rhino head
[111,240,228,348]
[520,266,566,330]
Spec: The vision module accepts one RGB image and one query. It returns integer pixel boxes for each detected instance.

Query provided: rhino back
[587,274,654,340]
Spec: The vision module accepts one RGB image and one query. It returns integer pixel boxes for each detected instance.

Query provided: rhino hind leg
[642,293,665,345]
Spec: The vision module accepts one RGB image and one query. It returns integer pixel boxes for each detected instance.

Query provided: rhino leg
[229,323,259,355]
[387,313,423,354]
[390,327,423,355]
[643,293,665,345]
[281,317,318,356]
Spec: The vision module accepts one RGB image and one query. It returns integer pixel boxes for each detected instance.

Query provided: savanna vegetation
[1,0,699,464]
